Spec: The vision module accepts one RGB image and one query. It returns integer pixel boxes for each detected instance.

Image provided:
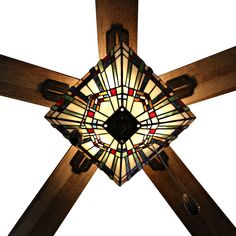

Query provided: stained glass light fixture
[45,42,195,186]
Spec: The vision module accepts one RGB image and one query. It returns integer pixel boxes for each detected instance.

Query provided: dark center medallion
[103,107,140,143]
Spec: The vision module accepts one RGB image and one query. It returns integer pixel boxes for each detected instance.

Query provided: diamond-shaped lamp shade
[45,42,195,186]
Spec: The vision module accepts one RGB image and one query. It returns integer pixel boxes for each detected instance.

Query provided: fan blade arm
[160,46,236,105]
[9,146,97,236]
[0,54,78,107]
[96,0,138,58]
[144,146,236,235]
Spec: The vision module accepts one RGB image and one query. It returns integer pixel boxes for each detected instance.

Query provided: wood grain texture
[9,146,97,236]
[160,46,236,105]
[144,146,236,236]
[0,54,78,107]
[96,0,138,58]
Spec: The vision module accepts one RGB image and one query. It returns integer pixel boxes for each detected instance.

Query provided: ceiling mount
[106,24,129,53]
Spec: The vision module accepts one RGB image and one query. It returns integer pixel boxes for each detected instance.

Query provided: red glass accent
[87,110,95,118]
[110,88,117,96]
[87,128,94,133]
[110,149,116,155]
[127,149,133,156]
[128,88,134,96]
[56,99,64,107]
[149,111,156,118]
[149,129,156,134]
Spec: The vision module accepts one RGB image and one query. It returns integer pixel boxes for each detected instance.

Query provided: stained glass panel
[45,42,195,186]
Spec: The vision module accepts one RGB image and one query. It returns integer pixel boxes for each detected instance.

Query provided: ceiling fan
[1,0,236,235]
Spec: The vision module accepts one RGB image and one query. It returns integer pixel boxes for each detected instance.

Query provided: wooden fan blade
[0,54,78,107]
[96,0,138,58]
[9,146,97,236]
[160,46,236,105]
[144,147,236,235]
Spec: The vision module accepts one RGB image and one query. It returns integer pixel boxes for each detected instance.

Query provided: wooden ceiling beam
[96,0,138,58]
[160,46,236,105]
[9,146,97,236]
[144,146,236,235]
[0,54,78,107]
